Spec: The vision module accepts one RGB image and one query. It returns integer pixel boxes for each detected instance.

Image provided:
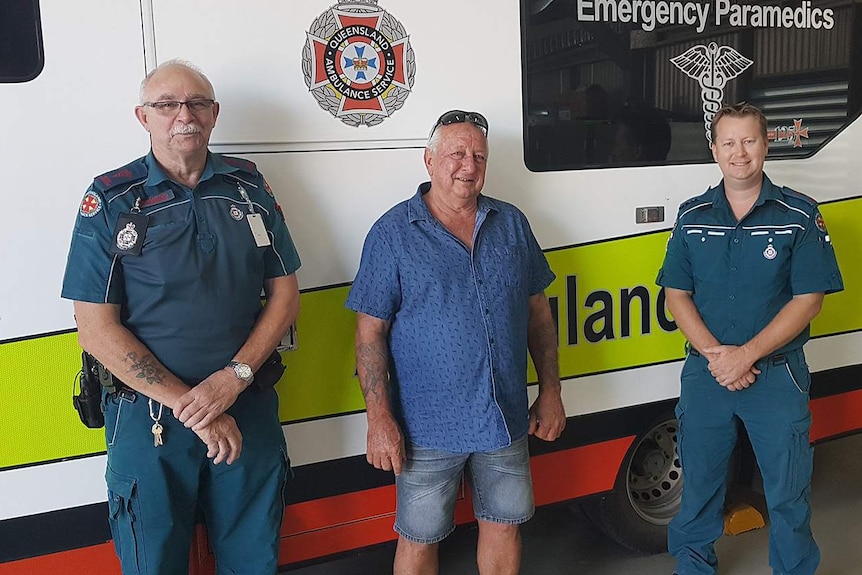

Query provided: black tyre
[582,415,682,554]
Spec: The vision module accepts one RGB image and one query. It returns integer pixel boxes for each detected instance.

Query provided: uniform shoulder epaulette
[678,190,712,212]
[91,158,148,194]
[780,186,818,208]
[679,196,701,210]
[222,155,259,177]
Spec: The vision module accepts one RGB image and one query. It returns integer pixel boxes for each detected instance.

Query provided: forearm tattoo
[355,341,390,407]
[530,318,561,390]
[125,352,166,386]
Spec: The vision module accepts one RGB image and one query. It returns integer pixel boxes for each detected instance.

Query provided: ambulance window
[521,0,862,172]
[0,0,44,82]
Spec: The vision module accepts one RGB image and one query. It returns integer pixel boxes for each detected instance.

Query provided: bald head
[139,59,215,105]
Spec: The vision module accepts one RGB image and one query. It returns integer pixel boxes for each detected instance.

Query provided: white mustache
[170,124,202,136]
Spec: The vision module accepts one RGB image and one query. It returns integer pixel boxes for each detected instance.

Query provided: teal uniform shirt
[657,174,843,354]
[61,152,299,574]
[61,151,301,382]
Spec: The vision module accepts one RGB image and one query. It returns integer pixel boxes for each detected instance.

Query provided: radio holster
[73,352,116,428]
[253,350,286,390]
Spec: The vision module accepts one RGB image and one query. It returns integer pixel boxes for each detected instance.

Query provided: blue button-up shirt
[657,174,843,354]
[346,183,555,453]
[62,152,301,383]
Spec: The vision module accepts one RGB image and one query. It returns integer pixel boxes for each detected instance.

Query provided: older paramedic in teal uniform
[61,60,300,574]
[657,102,843,575]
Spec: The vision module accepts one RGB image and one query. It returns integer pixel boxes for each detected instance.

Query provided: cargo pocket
[787,414,813,495]
[106,466,145,573]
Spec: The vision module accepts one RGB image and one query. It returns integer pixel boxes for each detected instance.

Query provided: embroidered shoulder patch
[815,211,827,233]
[79,191,102,217]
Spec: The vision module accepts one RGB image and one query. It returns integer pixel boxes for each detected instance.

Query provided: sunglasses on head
[430,110,489,138]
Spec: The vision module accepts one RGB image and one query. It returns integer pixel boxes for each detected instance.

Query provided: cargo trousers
[668,348,819,575]
[103,386,289,575]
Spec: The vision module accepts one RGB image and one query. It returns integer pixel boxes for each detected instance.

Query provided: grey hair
[426,120,488,154]
[138,59,216,105]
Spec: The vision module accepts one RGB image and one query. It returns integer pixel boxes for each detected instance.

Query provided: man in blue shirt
[346,110,566,574]
[61,60,301,574]
[657,103,843,575]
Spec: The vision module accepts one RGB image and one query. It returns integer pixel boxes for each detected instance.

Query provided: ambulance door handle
[636,206,665,224]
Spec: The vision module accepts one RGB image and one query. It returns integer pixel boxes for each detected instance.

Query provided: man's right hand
[367,414,405,475]
[174,370,244,430]
[722,367,761,391]
[193,413,243,465]
[703,346,760,392]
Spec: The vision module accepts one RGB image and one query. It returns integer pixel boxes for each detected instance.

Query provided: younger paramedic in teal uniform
[657,102,843,575]
[61,60,301,574]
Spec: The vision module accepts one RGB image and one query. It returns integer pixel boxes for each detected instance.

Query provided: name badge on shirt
[247,213,271,247]
[110,212,149,256]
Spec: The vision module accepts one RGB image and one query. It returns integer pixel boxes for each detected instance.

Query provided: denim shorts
[394,435,535,544]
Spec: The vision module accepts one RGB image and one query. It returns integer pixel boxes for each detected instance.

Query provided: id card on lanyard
[110,193,148,256]
[238,183,271,247]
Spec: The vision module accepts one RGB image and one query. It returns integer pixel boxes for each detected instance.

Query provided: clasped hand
[174,369,244,430]
[174,369,246,464]
[703,344,761,391]
[192,413,243,465]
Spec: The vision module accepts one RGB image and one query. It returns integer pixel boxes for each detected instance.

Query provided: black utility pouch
[253,351,286,390]
[74,352,106,428]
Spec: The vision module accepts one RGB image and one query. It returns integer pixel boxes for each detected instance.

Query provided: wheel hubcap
[626,419,683,525]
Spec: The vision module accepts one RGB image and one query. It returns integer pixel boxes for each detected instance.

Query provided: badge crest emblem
[815,212,827,233]
[116,222,139,251]
[303,0,416,127]
[230,205,244,221]
[80,192,102,218]
[763,244,777,260]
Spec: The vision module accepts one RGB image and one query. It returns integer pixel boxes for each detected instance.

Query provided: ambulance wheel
[582,415,682,554]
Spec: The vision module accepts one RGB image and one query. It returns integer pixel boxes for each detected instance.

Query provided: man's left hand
[704,344,757,387]
[175,369,245,429]
[528,391,566,441]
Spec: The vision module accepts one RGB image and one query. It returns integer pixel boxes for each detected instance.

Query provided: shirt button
[733,238,739,243]
[729,295,736,300]
[730,266,737,272]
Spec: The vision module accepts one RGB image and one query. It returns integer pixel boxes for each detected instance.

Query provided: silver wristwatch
[227,361,254,385]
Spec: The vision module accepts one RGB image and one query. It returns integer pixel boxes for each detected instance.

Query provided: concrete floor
[287,433,862,574]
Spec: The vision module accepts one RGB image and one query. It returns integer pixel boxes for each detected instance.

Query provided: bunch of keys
[152,422,164,447]
[148,398,165,448]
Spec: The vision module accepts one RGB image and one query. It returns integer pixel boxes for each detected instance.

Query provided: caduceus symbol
[670,42,753,146]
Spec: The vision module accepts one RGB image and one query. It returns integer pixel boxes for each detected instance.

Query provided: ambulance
[1,0,860,573]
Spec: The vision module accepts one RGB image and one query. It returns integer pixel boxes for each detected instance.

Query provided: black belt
[688,347,790,366]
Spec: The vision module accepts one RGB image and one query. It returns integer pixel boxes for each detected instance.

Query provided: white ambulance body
[1,0,859,572]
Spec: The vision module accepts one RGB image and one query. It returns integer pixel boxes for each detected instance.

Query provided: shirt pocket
[685,229,730,283]
[487,246,527,289]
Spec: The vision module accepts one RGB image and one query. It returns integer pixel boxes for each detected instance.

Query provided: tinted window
[0,0,44,82]
[522,0,861,171]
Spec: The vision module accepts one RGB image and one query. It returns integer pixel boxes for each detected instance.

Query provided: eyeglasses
[430,110,489,139]
[142,99,216,116]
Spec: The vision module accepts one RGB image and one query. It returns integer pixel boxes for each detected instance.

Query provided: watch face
[232,362,253,381]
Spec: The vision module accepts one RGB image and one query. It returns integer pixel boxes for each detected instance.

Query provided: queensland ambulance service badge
[116,222,139,251]
[80,191,102,218]
[303,0,416,127]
